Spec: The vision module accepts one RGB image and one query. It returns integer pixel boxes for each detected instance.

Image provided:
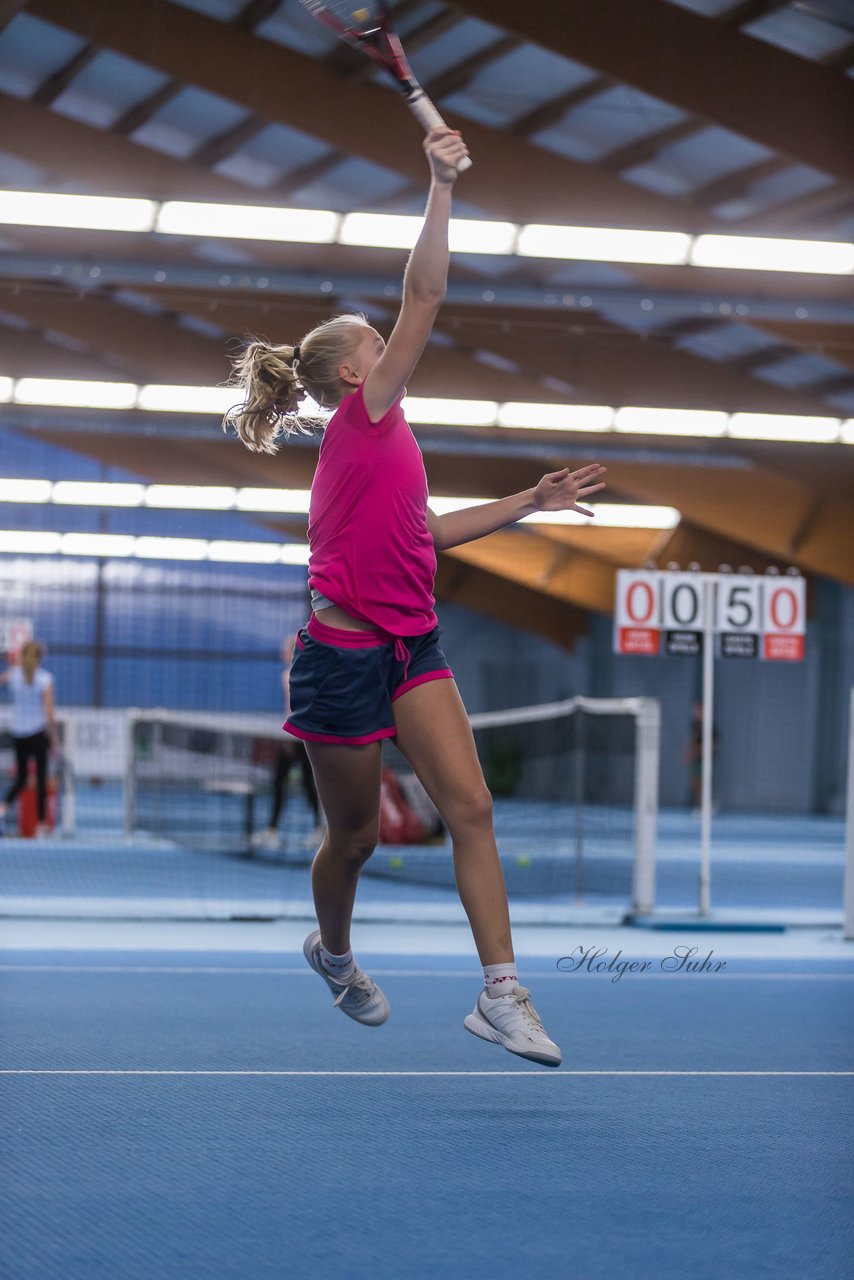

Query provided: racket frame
[299,1,471,169]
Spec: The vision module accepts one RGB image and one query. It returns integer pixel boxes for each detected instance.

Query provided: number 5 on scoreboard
[716,578,761,633]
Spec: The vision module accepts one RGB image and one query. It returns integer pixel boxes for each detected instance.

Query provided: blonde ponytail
[20,641,43,686]
[222,314,371,454]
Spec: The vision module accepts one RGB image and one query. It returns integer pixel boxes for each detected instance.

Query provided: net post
[845,687,854,942]
[632,697,660,916]
[59,712,76,838]
[123,710,137,840]
[573,705,585,901]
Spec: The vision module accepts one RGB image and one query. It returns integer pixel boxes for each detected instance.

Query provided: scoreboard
[614,570,805,660]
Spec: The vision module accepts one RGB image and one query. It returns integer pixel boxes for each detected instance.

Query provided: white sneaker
[302,930,389,1026]
[464,985,561,1067]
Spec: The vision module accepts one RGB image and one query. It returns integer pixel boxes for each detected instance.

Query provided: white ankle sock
[483,962,518,995]
[320,945,356,982]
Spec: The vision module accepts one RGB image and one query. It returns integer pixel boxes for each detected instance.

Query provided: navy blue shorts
[284,614,454,745]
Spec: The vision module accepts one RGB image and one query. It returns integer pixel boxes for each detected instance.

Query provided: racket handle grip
[406,88,472,172]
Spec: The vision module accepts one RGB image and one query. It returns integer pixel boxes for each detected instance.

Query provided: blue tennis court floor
[1,921,852,1280]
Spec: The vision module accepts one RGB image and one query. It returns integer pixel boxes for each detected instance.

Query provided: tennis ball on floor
[353,7,369,18]
[389,855,404,869]
[516,855,531,867]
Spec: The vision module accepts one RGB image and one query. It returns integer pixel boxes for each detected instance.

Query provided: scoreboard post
[614,568,806,916]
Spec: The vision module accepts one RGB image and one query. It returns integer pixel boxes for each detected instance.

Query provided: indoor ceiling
[0,0,852,645]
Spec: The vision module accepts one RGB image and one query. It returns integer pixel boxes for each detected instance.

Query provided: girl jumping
[224,127,606,1067]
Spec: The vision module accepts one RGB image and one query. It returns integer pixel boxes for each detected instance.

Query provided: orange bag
[18,761,58,837]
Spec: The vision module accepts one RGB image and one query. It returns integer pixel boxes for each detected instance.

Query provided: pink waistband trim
[306,614,386,648]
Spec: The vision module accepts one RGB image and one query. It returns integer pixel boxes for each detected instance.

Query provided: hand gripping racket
[299,1,472,171]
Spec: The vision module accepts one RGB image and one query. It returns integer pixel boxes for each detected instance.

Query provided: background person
[0,640,58,838]
[252,635,322,850]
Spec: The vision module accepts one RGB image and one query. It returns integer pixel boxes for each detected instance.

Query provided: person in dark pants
[0,640,58,837]
[252,635,323,850]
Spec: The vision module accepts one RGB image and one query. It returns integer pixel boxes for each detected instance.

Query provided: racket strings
[315,0,385,32]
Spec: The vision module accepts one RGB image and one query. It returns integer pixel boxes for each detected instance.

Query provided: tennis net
[0,697,659,921]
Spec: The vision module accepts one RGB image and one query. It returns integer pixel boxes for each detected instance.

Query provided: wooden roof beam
[0,287,230,382]
[111,82,184,138]
[31,44,98,106]
[423,33,519,101]
[434,559,588,651]
[599,119,704,175]
[435,304,835,415]
[28,0,708,228]
[453,0,854,184]
[0,0,30,32]
[603,458,854,585]
[0,91,249,199]
[722,0,790,23]
[446,529,617,614]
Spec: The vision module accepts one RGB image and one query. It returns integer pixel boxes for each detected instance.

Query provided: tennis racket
[299,1,472,171]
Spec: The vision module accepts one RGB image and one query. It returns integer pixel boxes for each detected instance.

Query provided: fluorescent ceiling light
[52,481,145,506]
[615,407,728,436]
[728,413,841,443]
[841,420,854,445]
[428,497,490,515]
[132,536,208,560]
[404,396,498,426]
[15,378,138,410]
[0,531,62,553]
[0,377,13,403]
[235,488,312,513]
[517,224,690,265]
[207,540,281,563]
[691,235,854,275]
[498,403,613,432]
[3,190,852,276]
[137,385,235,414]
[4,378,849,446]
[448,219,516,255]
[156,201,339,244]
[0,529,312,565]
[340,213,516,254]
[0,479,52,503]
[0,191,156,233]
[339,212,421,250]
[60,533,135,557]
[144,484,236,509]
[525,504,680,529]
[280,545,311,565]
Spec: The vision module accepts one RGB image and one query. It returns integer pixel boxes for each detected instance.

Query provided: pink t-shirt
[307,385,438,636]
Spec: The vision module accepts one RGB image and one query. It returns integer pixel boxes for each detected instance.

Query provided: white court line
[1,1069,852,1077]
[1,965,853,980]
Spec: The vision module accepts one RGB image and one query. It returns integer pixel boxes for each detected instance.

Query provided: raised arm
[362,127,468,422]
[427,465,607,551]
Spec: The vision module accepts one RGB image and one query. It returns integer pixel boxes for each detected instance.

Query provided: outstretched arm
[362,127,469,422]
[427,464,607,551]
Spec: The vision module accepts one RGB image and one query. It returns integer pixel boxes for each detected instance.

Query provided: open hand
[424,127,469,184]
[532,464,607,518]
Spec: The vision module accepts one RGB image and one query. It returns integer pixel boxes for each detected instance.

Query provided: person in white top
[0,640,58,837]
